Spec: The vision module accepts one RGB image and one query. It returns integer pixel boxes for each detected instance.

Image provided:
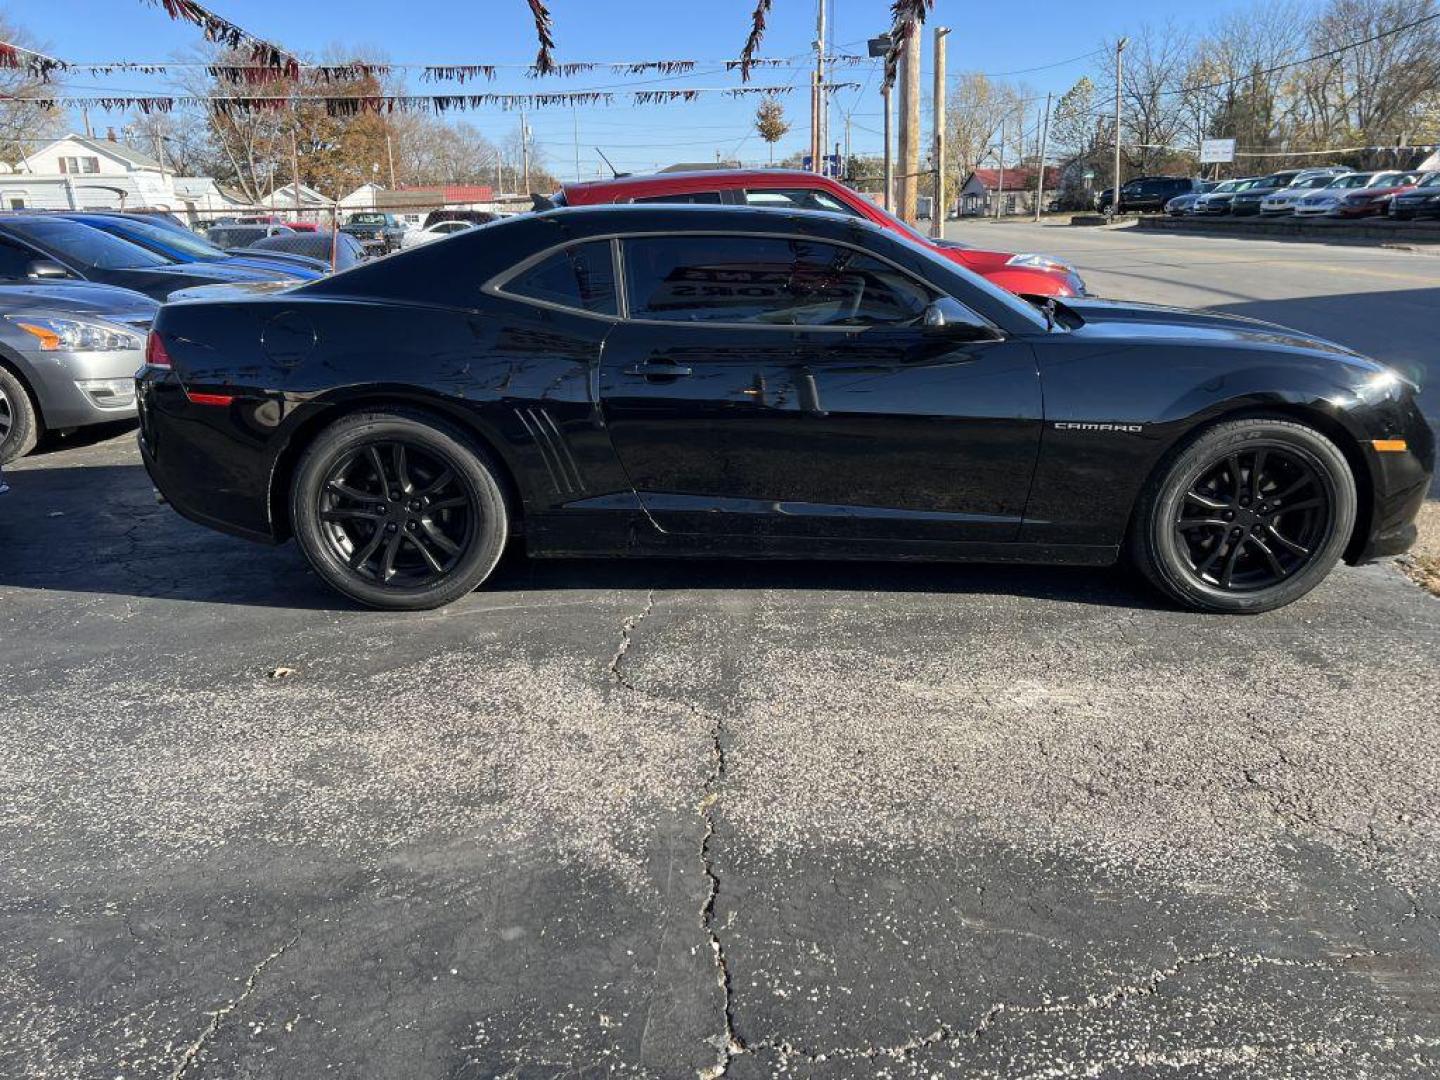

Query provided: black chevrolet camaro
[137,205,1433,613]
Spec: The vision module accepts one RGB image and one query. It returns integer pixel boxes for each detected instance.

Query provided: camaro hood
[1060,297,1371,361]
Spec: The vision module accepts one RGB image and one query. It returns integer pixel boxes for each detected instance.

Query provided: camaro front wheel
[1131,419,1357,614]
[290,410,509,610]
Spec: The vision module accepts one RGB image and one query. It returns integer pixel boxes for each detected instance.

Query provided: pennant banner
[142,0,301,78]
[421,65,497,84]
[0,40,71,81]
[34,83,855,116]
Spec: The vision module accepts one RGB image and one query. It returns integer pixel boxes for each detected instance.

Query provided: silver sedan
[0,282,155,462]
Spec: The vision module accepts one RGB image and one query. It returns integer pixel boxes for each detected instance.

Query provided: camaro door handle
[626,361,694,378]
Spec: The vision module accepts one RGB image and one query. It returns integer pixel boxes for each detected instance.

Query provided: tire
[290,409,509,610]
[0,365,39,464]
[1130,418,1357,614]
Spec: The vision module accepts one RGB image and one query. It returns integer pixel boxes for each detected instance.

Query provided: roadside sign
[1200,138,1236,164]
[802,154,842,177]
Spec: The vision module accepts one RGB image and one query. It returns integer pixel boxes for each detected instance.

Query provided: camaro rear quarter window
[506,241,617,315]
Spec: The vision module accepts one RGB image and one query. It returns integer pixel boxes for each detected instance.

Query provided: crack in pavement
[595,588,744,1078]
[745,948,1380,1066]
[168,931,300,1079]
[607,589,656,691]
[697,703,743,1080]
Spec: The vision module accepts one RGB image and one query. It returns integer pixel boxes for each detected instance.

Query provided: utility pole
[1034,91,1052,222]
[814,0,827,174]
[882,81,893,210]
[385,132,397,190]
[843,113,852,180]
[572,108,581,181]
[291,128,301,216]
[1112,37,1127,216]
[995,117,1006,219]
[809,71,820,172]
[931,26,949,238]
[897,26,921,223]
[519,109,531,194]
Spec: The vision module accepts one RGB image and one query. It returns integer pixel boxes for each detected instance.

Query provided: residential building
[958,166,1064,217]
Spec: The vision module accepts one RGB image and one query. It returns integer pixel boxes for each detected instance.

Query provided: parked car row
[1165,167,1440,220]
[0,208,361,463]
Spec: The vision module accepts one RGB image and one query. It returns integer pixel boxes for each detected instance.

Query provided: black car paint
[137,206,1434,573]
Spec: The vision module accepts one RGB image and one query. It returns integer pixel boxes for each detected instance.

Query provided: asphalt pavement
[2,225,1439,1078]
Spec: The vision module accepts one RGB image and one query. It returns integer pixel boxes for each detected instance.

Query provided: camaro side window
[506,241,617,315]
[623,236,932,327]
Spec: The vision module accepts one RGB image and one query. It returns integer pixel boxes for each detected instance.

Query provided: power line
[954,49,1104,81]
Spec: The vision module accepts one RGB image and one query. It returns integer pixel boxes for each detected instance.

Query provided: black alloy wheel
[1174,446,1328,591]
[1133,419,1356,614]
[318,441,472,588]
[291,410,509,610]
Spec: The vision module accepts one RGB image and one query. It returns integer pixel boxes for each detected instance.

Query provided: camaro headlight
[1007,253,1076,274]
[7,316,143,353]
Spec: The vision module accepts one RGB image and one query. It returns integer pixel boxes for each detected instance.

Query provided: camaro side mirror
[922,298,1004,341]
[25,259,71,280]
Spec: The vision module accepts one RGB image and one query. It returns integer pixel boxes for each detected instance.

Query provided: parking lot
[3,225,1440,1078]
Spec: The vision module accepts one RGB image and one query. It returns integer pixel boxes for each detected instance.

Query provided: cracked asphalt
[3,225,1440,1078]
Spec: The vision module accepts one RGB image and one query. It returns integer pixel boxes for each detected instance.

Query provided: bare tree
[944,73,1028,195]
[0,15,65,167]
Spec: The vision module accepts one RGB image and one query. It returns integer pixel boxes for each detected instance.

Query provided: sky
[13,0,1259,181]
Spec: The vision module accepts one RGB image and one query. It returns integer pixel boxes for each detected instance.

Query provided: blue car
[58,214,327,281]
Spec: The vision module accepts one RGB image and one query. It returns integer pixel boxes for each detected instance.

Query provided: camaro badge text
[1053,422,1145,433]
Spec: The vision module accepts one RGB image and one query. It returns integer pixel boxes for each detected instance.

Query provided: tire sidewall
[291,412,508,610]
[1143,423,1357,614]
[0,366,39,464]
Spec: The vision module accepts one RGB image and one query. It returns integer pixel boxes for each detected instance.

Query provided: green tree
[754,96,790,164]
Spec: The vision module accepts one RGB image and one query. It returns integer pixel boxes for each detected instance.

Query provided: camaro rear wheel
[290,410,509,610]
[1132,419,1356,614]
[0,366,39,464]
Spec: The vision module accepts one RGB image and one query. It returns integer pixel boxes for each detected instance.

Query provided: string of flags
[0,50,870,84]
[17,84,861,117]
[143,0,301,78]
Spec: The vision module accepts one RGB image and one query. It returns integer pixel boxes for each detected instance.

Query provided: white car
[1293,172,1403,217]
[1258,172,1351,216]
[400,220,478,249]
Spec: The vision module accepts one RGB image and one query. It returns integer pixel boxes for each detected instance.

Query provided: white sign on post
[1199,138,1237,164]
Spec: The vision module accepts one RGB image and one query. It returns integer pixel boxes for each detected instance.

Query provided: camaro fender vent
[514,406,586,495]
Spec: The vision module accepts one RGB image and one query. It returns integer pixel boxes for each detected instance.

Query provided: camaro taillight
[145,331,172,368]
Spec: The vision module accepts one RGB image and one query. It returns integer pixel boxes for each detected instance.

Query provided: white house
[263,182,335,225]
[19,132,165,179]
[1,132,175,212]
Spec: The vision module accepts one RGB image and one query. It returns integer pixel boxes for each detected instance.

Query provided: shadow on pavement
[0,461,1165,613]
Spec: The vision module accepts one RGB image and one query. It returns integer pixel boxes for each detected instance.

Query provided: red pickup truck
[552,168,1087,298]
